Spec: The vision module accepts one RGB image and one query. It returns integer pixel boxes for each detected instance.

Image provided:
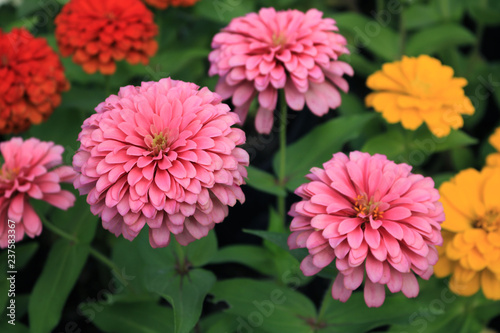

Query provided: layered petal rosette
[0,28,69,134]
[289,151,444,307]
[0,138,76,248]
[366,55,474,138]
[73,78,249,248]
[209,7,352,134]
[55,0,158,75]
[435,167,500,300]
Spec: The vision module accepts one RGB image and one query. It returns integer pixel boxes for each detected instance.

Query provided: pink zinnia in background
[208,7,352,134]
[288,152,444,307]
[0,138,76,248]
[73,78,249,248]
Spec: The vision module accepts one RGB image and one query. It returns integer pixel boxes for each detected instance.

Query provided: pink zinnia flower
[208,7,353,134]
[0,137,76,248]
[288,152,444,307]
[73,78,249,248]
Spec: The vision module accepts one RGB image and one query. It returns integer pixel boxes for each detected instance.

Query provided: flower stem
[277,90,287,225]
[42,216,132,291]
[41,215,78,243]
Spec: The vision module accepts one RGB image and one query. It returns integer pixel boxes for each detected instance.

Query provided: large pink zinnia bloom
[208,7,353,134]
[0,138,76,248]
[288,152,444,307]
[73,78,249,248]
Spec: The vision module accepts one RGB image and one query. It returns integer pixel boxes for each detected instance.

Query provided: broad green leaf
[88,301,174,333]
[0,243,38,316]
[405,24,475,56]
[334,12,399,61]
[210,278,316,333]
[431,0,465,22]
[245,166,286,197]
[273,114,374,192]
[185,230,218,267]
[337,92,369,116]
[362,129,406,160]
[467,0,500,25]
[340,52,380,77]
[210,244,277,276]
[403,4,441,30]
[318,292,427,333]
[0,322,29,333]
[194,0,256,24]
[200,312,267,333]
[412,129,478,153]
[28,239,90,333]
[145,268,216,333]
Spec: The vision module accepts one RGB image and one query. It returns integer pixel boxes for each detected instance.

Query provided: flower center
[151,133,168,155]
[353,194,384,220]
[271,32,287,47]
[474,209,500,232]
[0,166,19,181]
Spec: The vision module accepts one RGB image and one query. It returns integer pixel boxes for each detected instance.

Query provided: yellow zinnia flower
[435,167,500,299]
[487,128,500,166]
[366,55,474,138]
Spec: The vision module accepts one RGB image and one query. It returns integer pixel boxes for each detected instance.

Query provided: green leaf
[210,278,316,333]
[200,312,267,333]
[431,0,465,22]
[0,322,29,333]
[467,0,500,25]
[432,172,455,187]
[334,12,399,61]
[405,23,476,56]
[89,301,174,333]
[362,129,406,160]
[210,244,277,276]
[194,0,256,24]
[245,165,286,197]
[318,292,425,333]
[340,52,380,77]
[185,230,218,267]
[28,239,90,333]
[337,92,369,116]
[412,129,478,153]
[273,114,374,192]
[146,268,216,333]
[403,4,441,30]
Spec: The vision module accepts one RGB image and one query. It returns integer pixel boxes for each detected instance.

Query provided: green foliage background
[1,0,500,332]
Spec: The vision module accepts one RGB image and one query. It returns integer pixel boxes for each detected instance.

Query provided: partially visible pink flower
[209,7,352,134]
[73,78,249,248]
[0,137,76,248]
[288,152,444,307]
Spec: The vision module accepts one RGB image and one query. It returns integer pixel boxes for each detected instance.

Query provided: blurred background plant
[0,0,499,332]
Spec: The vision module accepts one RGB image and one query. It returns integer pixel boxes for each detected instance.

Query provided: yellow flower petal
[481,270,500,300]
[482,167,500,209]
[468,248,488,271]
[434,257,453,277]
[400,109,423,130]
[450,267,480,296]
[365,55,474,138]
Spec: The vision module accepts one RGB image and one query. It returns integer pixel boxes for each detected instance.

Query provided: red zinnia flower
[55,0,159,75]
[143,0,199,9]
[0,28,69,134]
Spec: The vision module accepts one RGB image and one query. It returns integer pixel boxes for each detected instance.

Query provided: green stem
[277,90,287,225]
[41,215,78,243]
[42,216,133,291]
